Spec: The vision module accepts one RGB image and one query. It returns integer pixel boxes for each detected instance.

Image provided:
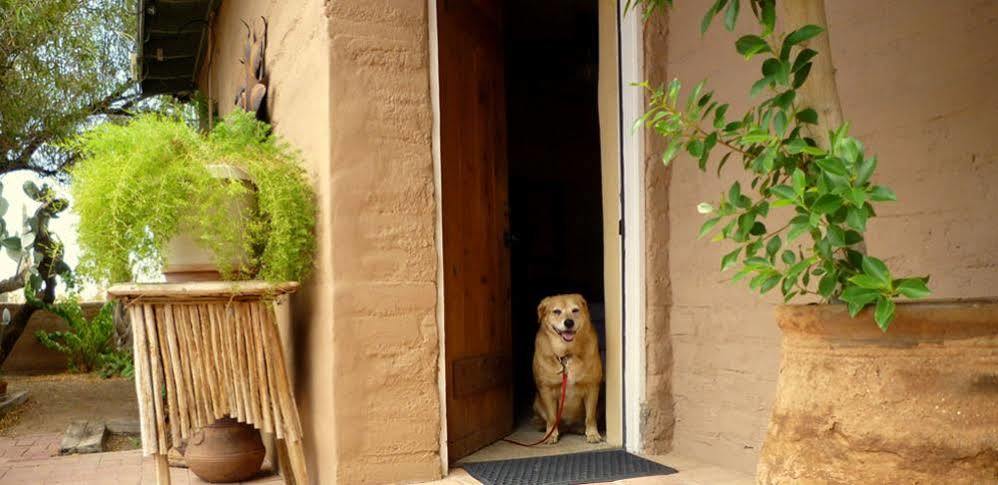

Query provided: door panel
[438,0,512,463]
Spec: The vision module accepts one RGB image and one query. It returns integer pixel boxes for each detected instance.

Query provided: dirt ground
[0,373,138,442]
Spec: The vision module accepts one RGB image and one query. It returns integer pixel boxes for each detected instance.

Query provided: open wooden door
[437,0,513,463]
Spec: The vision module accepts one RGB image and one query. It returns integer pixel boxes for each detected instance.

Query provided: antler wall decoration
[236,16,268,117]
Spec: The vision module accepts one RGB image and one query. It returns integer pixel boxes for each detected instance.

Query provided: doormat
[460,449,678,485]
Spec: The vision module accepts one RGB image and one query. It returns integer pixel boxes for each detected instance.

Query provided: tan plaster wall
[644,0,998,474]
[198,0,336,482]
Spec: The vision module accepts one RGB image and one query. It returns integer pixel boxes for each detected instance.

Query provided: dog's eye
[572,308,580,314]
[553,309,562,315]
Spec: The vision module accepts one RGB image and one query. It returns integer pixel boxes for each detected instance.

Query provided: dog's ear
[573,294,588,310]
[537,297,550,324]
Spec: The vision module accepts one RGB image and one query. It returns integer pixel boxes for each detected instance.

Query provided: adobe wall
[642,0,998,474]
[326,0,442,483]
[198,0,337,482]
[2,303,106,373]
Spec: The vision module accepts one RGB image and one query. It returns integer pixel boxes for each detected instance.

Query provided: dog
[532,293,603,444]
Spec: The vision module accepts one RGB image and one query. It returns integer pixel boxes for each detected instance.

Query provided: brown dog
[532,293,603,444]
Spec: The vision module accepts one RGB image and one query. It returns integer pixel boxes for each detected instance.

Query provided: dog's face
[537,294,590,343]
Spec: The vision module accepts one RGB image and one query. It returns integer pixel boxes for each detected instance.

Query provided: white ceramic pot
[162,164,257,282]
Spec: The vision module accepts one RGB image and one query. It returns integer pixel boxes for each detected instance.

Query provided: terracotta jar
[757,300,998,484]
[185,417,265,483]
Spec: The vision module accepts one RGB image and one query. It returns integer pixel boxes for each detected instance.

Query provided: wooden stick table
[108,281,309,485]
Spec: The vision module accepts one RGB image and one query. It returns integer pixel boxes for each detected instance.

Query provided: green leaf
[728,182,742,204]
[723,0,739,31]
[792,63,812,88]
[857,157,877,185]
[827,225,846,247]
[759,274,782,294]
[766,236,782,257]
[687,139,705,158]
[750,77,772,97]
[773,90,796,110]
[796,108,818,124]
[792,169,806,194]
[874,296,895,331]
[849,274,888,290]
[870,185,897,201]
[816,157,848,177]
[698,217,721,238]
[812,194,843,214]
[862,256,892,287]
[784,25,825,47]
[791,48,818,73]
[686,80,706,112]
[721,247,741,271]
[896,278,930,299]
[840,285,880,307]
[818,272,837,298]
[713,104,730,129]
[736,35,772,59]
[760,0,776,36]
[848,187,868,207]
[770,184,796,200]
[773,111,788,136]
[781,250,796,265]
[662,139,682,166]
[788,220,810,241]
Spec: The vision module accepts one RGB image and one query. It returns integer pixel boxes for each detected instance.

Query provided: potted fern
[70,109,316,284]
[629,0,997,483]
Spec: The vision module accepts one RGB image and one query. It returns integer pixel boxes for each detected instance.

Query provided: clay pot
[163,164,257,283]
[184,417,265,483]
[757,300,998,484]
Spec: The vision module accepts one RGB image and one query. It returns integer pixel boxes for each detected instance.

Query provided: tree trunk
[779,0,843,148]
[780,0,867,254]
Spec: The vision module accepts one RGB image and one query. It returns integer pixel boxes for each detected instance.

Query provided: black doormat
[460,449,678,485]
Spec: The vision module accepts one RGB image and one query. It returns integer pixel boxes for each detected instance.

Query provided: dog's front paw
[543,428,560,445]
[585,429,603,443]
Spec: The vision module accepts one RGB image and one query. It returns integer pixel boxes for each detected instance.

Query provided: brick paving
[0,433,284,484]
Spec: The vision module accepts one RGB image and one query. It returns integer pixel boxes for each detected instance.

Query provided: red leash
[503,364,568,447]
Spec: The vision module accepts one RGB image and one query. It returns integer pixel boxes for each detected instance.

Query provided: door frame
[427,0,647,473]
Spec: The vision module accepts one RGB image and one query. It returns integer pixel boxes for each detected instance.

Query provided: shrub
[33,294,117,374]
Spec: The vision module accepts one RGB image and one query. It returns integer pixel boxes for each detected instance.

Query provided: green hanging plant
[70,109,316,284]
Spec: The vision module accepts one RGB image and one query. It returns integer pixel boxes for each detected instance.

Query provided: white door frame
[428,0,648,473]
[618,0,646,454]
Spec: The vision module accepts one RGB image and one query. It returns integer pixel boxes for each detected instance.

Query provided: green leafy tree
[31,288,125,375]
[1,0,138,175]
[0,0,137,364]
[629,0,929,330]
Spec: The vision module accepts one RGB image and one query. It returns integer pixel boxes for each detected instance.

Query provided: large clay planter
[163,164,256,282]
[184,417,265,483]
[758,300,998,484]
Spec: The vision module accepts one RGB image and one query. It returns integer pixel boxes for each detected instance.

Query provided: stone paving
[0,433,284,484]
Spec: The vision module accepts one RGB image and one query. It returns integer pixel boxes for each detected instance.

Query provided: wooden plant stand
[108,281,308,485]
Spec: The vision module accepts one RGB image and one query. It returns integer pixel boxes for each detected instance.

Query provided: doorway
[437,0,618,464]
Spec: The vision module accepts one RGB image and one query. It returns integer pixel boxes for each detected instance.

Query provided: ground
[0,374,137,443]
[0,373,284,484]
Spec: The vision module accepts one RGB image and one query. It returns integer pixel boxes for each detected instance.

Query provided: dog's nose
[564,319,575,329]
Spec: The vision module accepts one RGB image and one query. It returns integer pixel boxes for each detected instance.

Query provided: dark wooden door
[438,0,513,463]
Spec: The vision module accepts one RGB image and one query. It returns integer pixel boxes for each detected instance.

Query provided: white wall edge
[426,0,449,475]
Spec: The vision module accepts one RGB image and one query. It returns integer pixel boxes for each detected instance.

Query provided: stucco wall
[326,1,441,483]
[644,0,998,474]
[198,0,337,482]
